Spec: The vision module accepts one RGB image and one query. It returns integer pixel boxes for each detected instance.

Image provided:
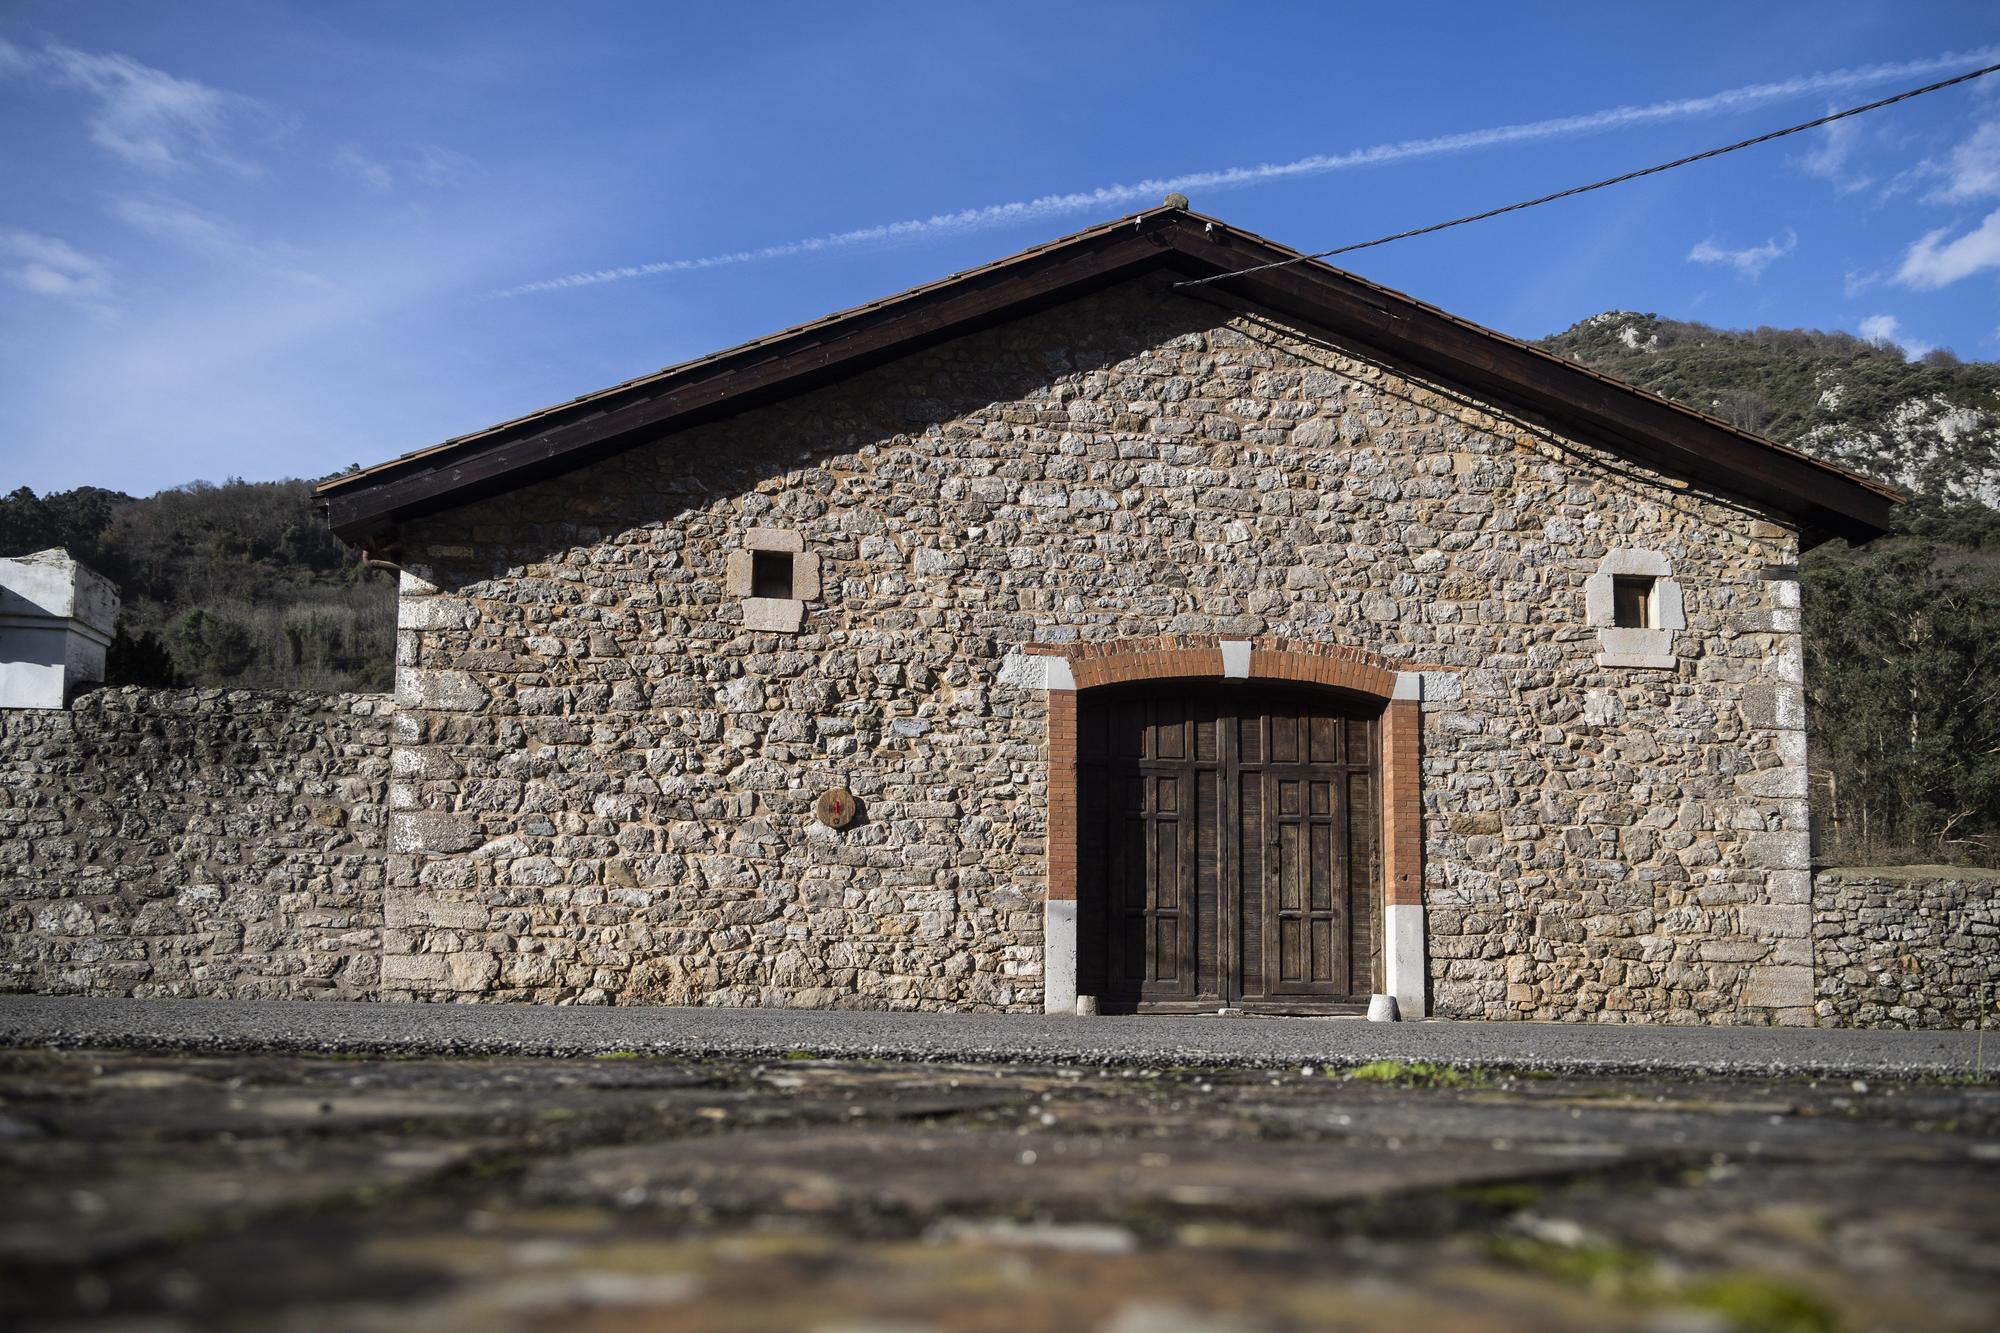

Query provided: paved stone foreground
[1,1041,1995,1331]
[0,994,1989,1077]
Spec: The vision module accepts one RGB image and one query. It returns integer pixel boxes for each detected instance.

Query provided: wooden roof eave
[320,215,1187,545]
[320,207,1900,549]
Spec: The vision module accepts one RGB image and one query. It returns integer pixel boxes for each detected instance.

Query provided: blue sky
[3,2,1998,497]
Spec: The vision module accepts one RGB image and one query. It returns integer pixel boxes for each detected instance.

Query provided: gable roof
[317,204,1901,548]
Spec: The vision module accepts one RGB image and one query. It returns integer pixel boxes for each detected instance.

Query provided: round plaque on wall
[815,787,858,829]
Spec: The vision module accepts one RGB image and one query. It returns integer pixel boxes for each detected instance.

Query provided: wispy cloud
[8,200,560,495]
[111,194,237,248]
[1798,113,1873,193]
[1,229,110,303]
[109,193,333,289]
[1895,206,2000,288]
[335,143,474,191]
[1688,229,1798,278]
[492,46,2000,297]
[2,39,264,173]
[1926,120,2000,202]
[405,144,474,187]
[336,146,394,191]
[1858,313,1932,359]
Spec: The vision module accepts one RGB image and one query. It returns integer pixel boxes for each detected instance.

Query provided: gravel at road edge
[0,994,1990,1080]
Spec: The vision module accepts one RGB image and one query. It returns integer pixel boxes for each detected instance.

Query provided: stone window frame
[724,528,820,634]
[1008,635,1433,1021]
[1586,548,1684,669]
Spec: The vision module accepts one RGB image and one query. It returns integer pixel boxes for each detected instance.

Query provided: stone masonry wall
[0,687,391,999]
[383,274,1812,1022]
[1812,866,2000,1029]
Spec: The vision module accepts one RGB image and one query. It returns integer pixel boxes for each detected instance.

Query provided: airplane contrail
[492,47,1999,298]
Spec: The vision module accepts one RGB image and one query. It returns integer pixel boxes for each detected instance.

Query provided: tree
[1805,539,2000,863]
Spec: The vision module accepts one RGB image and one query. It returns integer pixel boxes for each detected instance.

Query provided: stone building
[316,204,1898,1024]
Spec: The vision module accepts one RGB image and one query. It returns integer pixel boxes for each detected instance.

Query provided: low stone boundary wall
[1813,866,2000,1029]
[0,688,391,1000]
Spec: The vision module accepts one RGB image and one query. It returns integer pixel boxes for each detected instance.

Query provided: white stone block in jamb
[793,552,822,601]
[1220,640,1251,679]
[1771,636,1805,685]
[1770,580,1801,610]
[398,566,439,597]
[742,597,804,633]
[1594,626,1675,670]
[396,668,489,712]
[744,527,804,553]
[1597,627,1670,654]
[380,954,449,985]
[1044,657,1076,692]
[1736,765,1808,799]
[1384,903,1427,1018]
[1739,963,1813,1009]
[397,596,475,631]
[1774,684,1805,730]
[1043,898,1078,1014]
[1655,578,1687,631]
[1744,829,1811,871]
[1594,547,1673,579]
[997,652,1049,690]
[723,549,755,597]
[1584,574,1615,626]
[1766,869,1812,904]
[996,652,1048,688]
[1392,671,1422,702]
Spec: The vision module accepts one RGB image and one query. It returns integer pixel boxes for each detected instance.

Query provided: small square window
[1612,575,1656,629]
[751,550,794,600]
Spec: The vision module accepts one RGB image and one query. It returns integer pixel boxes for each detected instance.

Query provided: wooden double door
[1077,684,1382,1013]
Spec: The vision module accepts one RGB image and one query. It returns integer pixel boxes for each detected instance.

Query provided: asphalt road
[0,993,1988,1077]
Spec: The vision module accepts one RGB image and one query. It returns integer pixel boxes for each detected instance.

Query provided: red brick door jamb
[1022,637,1428,1018]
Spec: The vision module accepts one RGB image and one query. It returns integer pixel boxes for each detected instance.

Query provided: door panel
[1236,768,1265,1000]
[1262,766,1347,997]
[1097,695,1206,1003]
[1080,684,1381,1012]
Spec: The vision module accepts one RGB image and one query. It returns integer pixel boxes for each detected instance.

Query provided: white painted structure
[0,548,120,710]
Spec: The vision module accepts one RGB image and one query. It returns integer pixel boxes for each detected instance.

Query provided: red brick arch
[1032,636,1423,913]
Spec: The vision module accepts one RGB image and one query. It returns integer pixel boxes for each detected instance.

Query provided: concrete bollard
[1075,995,1099,1017]
[1367,993,1401,1022]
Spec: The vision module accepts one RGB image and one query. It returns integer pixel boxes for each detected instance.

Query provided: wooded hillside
[0,479,393,693]
[4,314,1994,864]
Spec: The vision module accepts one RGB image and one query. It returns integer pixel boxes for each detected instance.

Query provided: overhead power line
[1173,60,2000,289]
